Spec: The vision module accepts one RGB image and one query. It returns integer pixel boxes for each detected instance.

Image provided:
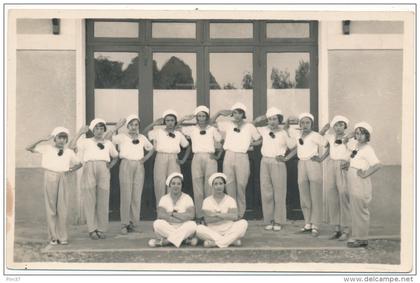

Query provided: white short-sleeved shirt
[181,125,222,153]
[257,127,295,157]
[218,121,261,153]
[202,194,237,231]
[158,192,194,213]
[296,131,325,160]
[112,133,153,160]
[35,144,79,172]
[78,138,118,162]
[148,128,189,154]
[349,144,380,171]
[325,134,350,161]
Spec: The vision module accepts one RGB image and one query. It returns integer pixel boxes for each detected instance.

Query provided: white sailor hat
[230,102,247,113]
[266,107,282,118]
[162,109,178,120]
[330,115,349,127]
[194,105,210,116]
[166,172,184,187]
[354,122,373,135]
[89,118,107,131]
[208,172,228,187]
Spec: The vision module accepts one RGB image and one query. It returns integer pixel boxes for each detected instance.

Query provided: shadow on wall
[13,166,401,236]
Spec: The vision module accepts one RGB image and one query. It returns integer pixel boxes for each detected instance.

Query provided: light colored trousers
[43,170,69,242]
[153,152,180,207]
[153,219,197,248]
[119,159,145,227]
[260,157,287,225]
[298,159,323,226]
[223,151,250,218]
[347,168,372,239]
[81,161,110,233]
[192,153,218,218]
[325,159,351,232]
[196,220,248,248]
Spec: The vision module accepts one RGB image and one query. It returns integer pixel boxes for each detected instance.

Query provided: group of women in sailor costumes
[27,102,381,249]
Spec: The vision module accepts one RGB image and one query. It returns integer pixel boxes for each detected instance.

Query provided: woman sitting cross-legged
[196,173,248,248]
[148,173,198,248]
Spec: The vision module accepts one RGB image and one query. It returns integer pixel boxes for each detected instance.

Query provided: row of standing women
[26,102,381,249]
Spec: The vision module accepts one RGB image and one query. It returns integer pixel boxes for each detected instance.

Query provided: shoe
[96,230,106,239]
[148,239,159,247]
[89,231,99,240]
[273,224,282,232]
[233,239,242,247]
[347,240,368,248]
[203,240,216,248]
[127,222,137,232]
[329,231,342,240]
[338,232,349,241]
[121,226,128,235]
[185,237,199,246]
[298,227,312,234]
[311,228,320,237]
[49,239,58,245]
[264,224,274,231]
[148,238,169,247]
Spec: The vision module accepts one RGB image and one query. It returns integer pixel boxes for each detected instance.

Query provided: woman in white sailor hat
[318,115,352,241]
[143,109,191,207]
[253,107,295,231]
[106,114,155,235]
[286,112,326,237]
[211,102,262,219]
[178,105,223,223]
[148,172,197,248]
[70,118,119,240]
[196,173,248,248]
[26,127,82,245]
[345,122,381,248]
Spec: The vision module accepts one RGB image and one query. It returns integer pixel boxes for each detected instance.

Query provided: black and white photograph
[3,2,416,279]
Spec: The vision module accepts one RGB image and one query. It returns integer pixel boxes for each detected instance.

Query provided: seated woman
[196,173,248,248]
[148,173,198,248]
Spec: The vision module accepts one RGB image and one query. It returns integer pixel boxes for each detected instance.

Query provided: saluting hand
[182,114,196,121]
[320,123,330,134]
[79,125,90,135]
[219,110,233,116]
[154,118,164,125]
[115,118,127,129]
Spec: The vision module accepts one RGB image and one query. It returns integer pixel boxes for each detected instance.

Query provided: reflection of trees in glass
[223,83,237,89]
[295,60,309,88]
[270,60,310,89]
[271,68,294,89]
[153,56,195,89]
[95,55,139,89]
[242,72,253,89]
[209,72,221,89]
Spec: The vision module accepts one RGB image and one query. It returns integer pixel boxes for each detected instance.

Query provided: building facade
[8,8,413,236]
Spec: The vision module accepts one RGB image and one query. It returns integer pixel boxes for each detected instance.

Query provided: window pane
[94,52,139,123]
[210,23,253,39]
[210,53,253,120]
[94,22,139,38]
[153,53,197,120]
[94,89,138,124]
[267,53,310,119]
[266,23,310,38]
[152,22,196,38]
[94,52,139,89]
